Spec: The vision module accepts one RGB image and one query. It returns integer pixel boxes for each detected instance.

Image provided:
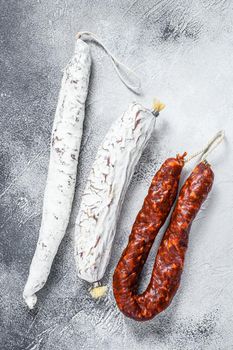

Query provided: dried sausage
[113,160,214,321]
[75,102,165,297]
[23,38,91,309]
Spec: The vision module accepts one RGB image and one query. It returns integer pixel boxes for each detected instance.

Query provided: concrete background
[0,0,232,349]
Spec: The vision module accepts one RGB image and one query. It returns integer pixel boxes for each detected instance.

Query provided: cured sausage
[23,31,144,308]
[23,38,91,309]
[75,101,165,298]
[113,160,214,321]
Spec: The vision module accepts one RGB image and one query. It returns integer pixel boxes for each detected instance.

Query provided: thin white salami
[75,101,165,298]
[23,39,91,309]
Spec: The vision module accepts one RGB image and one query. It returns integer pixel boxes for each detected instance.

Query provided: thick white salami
[75,101,165,297]
[23,39,91,309]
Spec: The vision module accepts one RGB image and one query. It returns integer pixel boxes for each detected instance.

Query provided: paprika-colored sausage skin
[113,155,186,318]
[113,161,214,321]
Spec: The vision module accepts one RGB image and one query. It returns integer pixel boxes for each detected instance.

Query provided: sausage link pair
[113,159,214,321]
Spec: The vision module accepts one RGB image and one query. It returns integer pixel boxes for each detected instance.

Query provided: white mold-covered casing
[23,39,91,309]
[75,103,157,283]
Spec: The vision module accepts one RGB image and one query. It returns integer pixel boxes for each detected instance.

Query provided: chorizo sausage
[113,160,214,321]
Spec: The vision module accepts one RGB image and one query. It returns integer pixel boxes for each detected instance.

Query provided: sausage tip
[90,285,108,299]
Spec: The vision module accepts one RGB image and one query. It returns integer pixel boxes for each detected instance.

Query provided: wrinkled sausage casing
[113,155,186,318]
[113,160,214,321]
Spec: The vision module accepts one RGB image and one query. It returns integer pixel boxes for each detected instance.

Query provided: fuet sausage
[23,38,91,309]
[23,32,142,309]
[113,160,214,321]
[75,101,165,298]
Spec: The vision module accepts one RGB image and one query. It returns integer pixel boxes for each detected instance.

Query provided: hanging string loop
[185,130,225,164]
[77,31,141,94]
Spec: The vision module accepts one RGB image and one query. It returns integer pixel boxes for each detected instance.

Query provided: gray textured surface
[0,0,232,349]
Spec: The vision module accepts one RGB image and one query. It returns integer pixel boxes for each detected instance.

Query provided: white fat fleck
[75,103,157,283]
[23,39,91,309]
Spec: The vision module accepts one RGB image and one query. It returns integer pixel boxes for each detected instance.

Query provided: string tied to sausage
[185,130,225,164]
[152,99,166,116]
[77,31,141,94]
[89,281,108,299]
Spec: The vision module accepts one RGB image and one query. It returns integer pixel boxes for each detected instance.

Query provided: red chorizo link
[113,160,214,321]
[113,154,186,317]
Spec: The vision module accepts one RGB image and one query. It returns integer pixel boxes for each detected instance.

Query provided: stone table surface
[0,0,233,349]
